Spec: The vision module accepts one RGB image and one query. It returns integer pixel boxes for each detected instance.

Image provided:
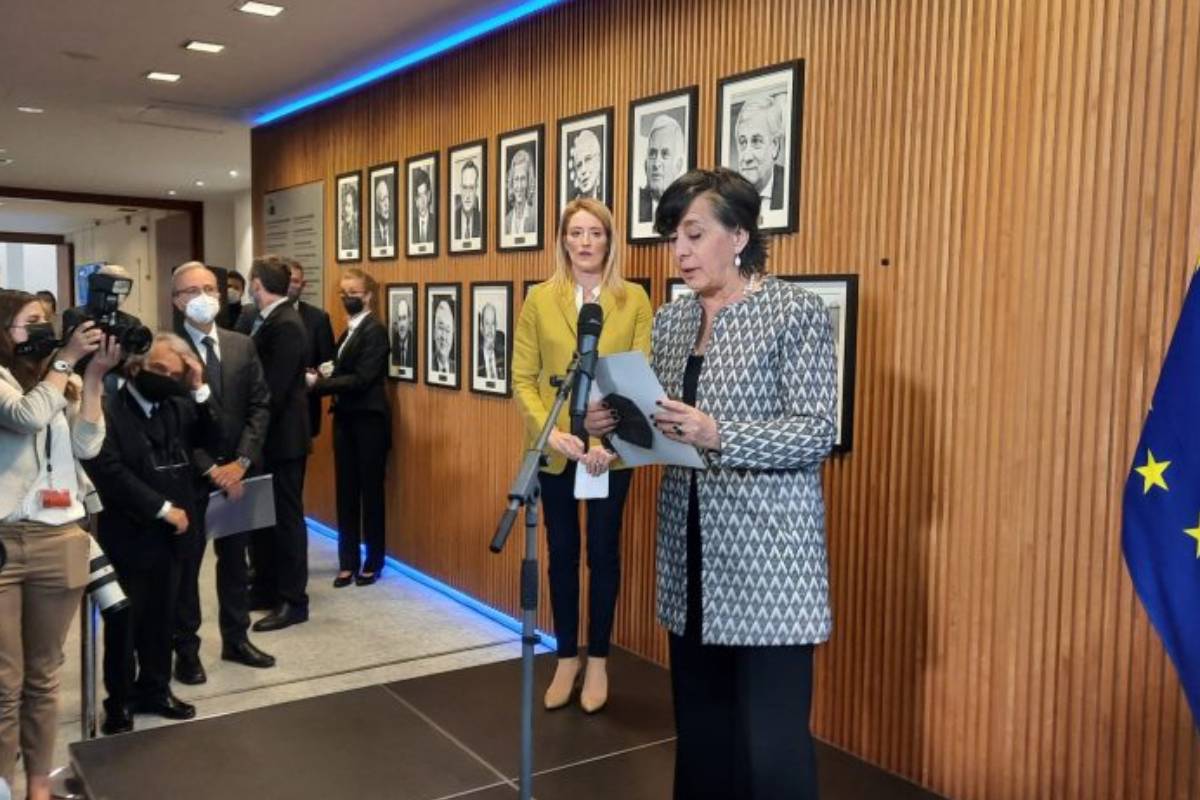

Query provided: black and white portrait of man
[425,284,460,389]
[368,162,398,259]
[386,283,417,382]
[449,141,486,254]
[557,108,613,219]
[470,282,512,396]
[628,87,697,242]
[406,152,438,258]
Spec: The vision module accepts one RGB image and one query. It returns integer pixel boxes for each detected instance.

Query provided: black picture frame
[497,124,545,252]
[779,274,858,453]
[367,161,399,260]
[335,170,362,262]
[405,152,439,259]
[557,107,614,221]
[385,282,418,383]
[448,140,487,255]
[425,283,461,390]
[627,86,699,243]
[469,282,513,397]
[666,277,693,304]
[716,60,804,234]
[522,279,541,300]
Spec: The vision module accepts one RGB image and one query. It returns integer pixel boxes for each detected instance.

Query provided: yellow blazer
[512,279,653,474]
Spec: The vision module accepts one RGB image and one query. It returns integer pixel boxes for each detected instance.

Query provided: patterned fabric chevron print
[652,276,838,645]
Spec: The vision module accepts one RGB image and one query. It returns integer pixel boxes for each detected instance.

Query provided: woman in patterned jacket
[591,168,837,798]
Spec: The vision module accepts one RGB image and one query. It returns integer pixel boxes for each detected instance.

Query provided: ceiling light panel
[146,71,182,82]
[17,107,44,114]
[237,2,284,17]
[185,40,225,53]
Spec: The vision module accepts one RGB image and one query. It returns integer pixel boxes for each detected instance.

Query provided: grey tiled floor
[11,526,535,797]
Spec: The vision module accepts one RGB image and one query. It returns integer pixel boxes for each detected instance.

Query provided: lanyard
[44,420,56,488]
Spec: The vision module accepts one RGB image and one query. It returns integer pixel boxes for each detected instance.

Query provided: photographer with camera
[81,333,221,736]
[0,289,121,800]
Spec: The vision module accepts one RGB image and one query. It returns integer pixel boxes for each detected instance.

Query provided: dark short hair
[250,255,290,296]
[227,271,245,288]
[461,160,479,184]
[413,169,430,195]
[653,167,768,276]
[35,290,57,313]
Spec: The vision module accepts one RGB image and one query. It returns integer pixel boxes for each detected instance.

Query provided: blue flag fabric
[1122,269,1200,729]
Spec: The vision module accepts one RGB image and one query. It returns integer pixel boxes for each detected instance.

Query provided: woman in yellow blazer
[512,198,652,714]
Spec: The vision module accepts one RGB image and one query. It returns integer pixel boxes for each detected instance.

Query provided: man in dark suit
[245,256,312,632]
[638,114,686,223]
[169,262,276,684]
[410,168,436,244]
[83,333,221,734]
[734,95,786,211]
[475,302,506,380]
[218,271,246,330]
[309,268,392,585]
[453,159,482,241]
[285,261,336,440]
[390,297,415,370]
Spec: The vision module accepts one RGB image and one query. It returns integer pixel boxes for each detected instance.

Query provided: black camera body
[62,273,153,359]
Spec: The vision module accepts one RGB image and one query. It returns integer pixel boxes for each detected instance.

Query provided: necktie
[465,215,472,239]
[251,315,264,336]
[202,336,222,398]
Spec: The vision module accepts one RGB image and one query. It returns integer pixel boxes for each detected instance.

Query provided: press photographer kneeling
[0,289,121,800]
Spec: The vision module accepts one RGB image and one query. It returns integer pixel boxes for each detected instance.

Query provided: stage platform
[71,648,942,799]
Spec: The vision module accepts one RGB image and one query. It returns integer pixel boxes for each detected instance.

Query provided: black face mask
[341,296,365,315]
[14,322,59,358]
[133,370,187,402]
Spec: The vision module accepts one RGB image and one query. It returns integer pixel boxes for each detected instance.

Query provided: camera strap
[44,421,54,488]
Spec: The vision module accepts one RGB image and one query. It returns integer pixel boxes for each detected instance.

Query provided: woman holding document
[512,198,652,713]
[588,168,837,798]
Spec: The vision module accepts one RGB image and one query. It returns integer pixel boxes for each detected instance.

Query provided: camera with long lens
[63,273,154,357]
[86,537,129,617]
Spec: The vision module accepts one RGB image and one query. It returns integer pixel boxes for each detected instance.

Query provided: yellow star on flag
[1185,517,1200,558]
[1135,450,1170,494]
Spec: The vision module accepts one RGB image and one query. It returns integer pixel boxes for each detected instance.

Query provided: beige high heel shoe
[543,657,581,710]
[580,656,608,714]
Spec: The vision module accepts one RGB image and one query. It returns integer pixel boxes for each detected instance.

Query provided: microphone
[570,302,604,442]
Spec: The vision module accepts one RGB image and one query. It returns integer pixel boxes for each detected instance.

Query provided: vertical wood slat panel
[250,0,1200,797]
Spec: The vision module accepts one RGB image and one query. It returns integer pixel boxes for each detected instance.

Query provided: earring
[735,254,742,269]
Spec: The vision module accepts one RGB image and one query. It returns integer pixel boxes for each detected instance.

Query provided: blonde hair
[341,267,378,309]
[550,198,626,305]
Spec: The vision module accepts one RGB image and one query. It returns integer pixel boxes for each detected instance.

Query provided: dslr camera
[61,272,153,358]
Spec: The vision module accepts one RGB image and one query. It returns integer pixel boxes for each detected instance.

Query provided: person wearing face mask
[169,262,275,685]
[218,271,246,331]
[307,269,390,587]
[82,332,222,736]
[0,290,120,800]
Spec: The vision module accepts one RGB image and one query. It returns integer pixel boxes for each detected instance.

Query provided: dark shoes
[222,639,277,669]
[355,571,379,586]
[100,704,134,735]
[132,692,196,720]
[253,602,309,632]
[333,572,355,588]
[173,653,207,685]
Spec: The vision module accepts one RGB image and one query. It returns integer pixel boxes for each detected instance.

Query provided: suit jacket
[768,163,785,210]
[651,278,836,645]
[312,314,390,425]
[454,206,482,240]
[174,322,271,473]
[250,300,311,463]
[637,185,656,223]
[83,386,221,568]
[340,220,359,251]
[374,216,394,249]
[504,204,535,235]
[295,300,336,437]
[475,332,507,379]
[410,210,436,244]
[391,325,416,369]
[512,280,653,474]
[218,302,244,331]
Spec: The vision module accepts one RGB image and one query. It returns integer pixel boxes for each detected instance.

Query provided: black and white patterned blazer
[652,276,837,645]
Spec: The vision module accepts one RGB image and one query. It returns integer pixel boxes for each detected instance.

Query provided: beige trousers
[0,520,90,786]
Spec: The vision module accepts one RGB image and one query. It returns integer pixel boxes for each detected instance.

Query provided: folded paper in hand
[594,351,705,469]
[205,474,276,539]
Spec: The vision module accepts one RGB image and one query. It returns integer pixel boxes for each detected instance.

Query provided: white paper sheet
[594,351,706,469]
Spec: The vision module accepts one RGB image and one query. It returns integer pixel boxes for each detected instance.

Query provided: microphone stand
[490,354,580,800]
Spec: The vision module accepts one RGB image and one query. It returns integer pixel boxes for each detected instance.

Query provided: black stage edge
[71,648,945,799]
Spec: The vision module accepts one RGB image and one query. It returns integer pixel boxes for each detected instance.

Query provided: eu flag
[1123,268,1200,728]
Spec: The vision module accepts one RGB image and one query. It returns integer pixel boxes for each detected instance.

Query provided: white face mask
[186,293,222,325]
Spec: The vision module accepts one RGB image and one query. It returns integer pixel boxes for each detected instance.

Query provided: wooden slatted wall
[251,0,1200,797]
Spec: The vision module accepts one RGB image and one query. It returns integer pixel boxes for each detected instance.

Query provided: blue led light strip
[254,0,567,125]
[306,516,558,651]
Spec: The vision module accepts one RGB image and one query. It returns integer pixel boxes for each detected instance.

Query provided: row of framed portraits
[337,59,804,263]
[384,272,857,453]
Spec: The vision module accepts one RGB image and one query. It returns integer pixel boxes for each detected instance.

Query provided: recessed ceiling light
[184,40,225,54]
[229,169,239,178]
[194,180,205,187]
[17,106,44,114]
[146,71,182,83]
[168,190,177,196]
[237,1,283,17]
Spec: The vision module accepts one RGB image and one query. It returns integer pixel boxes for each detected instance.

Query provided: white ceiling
[0,0,554,203]
[0,198,162,235]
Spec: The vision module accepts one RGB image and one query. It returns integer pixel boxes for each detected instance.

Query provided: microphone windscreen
[578,302,603,339]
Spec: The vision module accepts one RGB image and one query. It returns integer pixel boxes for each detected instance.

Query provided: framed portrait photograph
[385,283,418,383]
[498,124,544,252]
[780,274,858,453]
[666,277,694,304]
[557,107,614,220]
[470,282,513,397]
[425,282,461,389]
[335,171,362,262]
[405,152,439,259]
[522,279,542,300]
[367,162,399,259]
[448,140,487,255]
[716,60,805,234]
[627,86,698,243]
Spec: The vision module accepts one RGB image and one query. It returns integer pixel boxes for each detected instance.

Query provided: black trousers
[174,527,252,656]
[250,457,309,610]
[103,550,179,710]
[539,463,632,659]
[669,633,819,800]
[332,413,389,574]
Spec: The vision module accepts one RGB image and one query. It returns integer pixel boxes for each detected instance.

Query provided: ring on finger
[673,424,683,436]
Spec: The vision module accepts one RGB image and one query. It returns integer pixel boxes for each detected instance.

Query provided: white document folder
[205,474,277,540]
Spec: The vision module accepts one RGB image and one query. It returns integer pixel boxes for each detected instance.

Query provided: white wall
[203,197,236,271]
[0,243,59,294]
[66,212,162,330]
[233,189,253,276]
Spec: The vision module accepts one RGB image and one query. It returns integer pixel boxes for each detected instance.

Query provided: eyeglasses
[174,286,221,299]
